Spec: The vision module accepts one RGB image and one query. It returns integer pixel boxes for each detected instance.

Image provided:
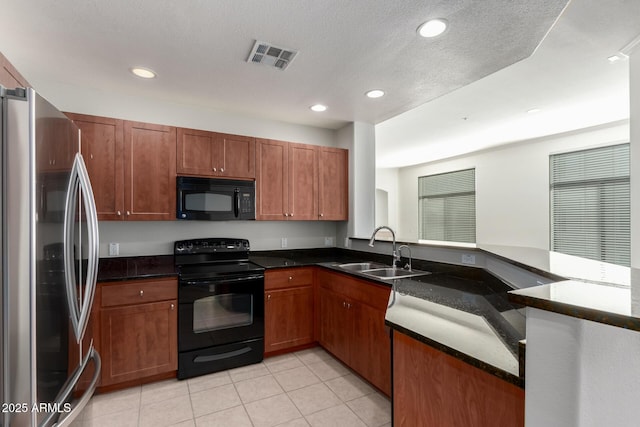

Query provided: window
[418,168,476,244]
[550,143,630,267]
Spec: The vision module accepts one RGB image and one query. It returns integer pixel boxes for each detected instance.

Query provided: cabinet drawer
[101,277,178,307]
[265,267,314,290]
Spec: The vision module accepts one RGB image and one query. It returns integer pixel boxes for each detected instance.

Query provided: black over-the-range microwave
[176,176,256,220]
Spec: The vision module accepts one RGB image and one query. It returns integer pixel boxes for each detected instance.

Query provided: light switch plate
[324,237,334,247]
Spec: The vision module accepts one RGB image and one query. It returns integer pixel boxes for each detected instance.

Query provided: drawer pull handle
[139,290,144,297]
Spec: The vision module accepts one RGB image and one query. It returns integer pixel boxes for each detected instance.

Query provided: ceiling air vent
[247,40,298,71]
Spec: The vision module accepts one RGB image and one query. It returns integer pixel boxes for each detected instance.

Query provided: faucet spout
[369,226,399,267]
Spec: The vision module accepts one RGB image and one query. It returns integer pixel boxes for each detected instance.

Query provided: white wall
[393,121,630,258]
[525,308,640,427]
[631,51,640,302]
[98,220,338,257]
[375,167,399,230]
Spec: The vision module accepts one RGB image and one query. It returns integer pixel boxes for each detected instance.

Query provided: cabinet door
[352,303,391,395]
[393,332,524,427]
[176,128,218,176]
[288,143,318,220]
[219,133,256,179]
[124,121,177,220]
[100,300,177,386]
[256,139,288,220]
[265,286,314,353]
[318,147,348,220]
[318,287,351,363]
[68,113,125,220]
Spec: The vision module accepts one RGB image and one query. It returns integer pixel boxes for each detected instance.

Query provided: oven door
[178,273,264,352]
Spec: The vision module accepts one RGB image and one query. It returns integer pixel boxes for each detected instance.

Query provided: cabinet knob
[139,290,144,297]
[320,213,324,217]
[220,168,224,172]
[342,301,346,308]
[284,213,289,217]
[288,276,293,281]
[126,211,131,216]
[170,303,175,310]
[347,303,352,309]
[290,213,294,217]
[267,294,271,301]
[117,211,121,216]
[90,154,94,160]
[213,167,217,172]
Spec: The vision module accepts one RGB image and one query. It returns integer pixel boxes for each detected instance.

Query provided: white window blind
[550,143,630,267]
[418,168,476,243]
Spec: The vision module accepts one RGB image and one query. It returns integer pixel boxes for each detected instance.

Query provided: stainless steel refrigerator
[1,86,101,426]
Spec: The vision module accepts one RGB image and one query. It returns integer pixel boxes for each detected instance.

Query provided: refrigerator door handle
[63,153,100,343]
[40,345,101,427]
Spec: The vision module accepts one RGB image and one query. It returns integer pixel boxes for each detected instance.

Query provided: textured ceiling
[375,0,640,167]
[0,0,568,130]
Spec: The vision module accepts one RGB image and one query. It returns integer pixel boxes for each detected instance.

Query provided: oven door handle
[182,274,264,286]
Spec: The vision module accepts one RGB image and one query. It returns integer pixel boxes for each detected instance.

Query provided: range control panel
[174,238,250,254]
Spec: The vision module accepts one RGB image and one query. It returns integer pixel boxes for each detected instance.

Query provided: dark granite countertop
[97,255,176,282]
[509,280,640,331]
[98,248,525,386]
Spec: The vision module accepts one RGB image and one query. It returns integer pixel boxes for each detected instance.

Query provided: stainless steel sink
[338,262,389,271]
[361,267,430,280]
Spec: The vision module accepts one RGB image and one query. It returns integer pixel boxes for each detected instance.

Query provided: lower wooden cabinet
[393,331,524,427]
[317,269,391,395]
[99,277,178,387]
[264,268,314,354]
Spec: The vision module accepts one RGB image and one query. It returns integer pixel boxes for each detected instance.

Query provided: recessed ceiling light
[131,67,157,79]
[366,89,385,99]
[310,104,327,112]
[417,19,448,38]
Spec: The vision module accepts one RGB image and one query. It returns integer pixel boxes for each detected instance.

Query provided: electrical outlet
[461,253,476,265]
[344,237,350,248]
[324,237,334,247]
[281,238,288,248]
[109,242,120,256]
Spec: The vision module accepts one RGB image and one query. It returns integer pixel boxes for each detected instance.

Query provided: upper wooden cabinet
[318,147,348,220]
[177,128,255,179]
[66,114,176,221]
[0,51,29,88]
[67,113,124,220]
[256,139,348,221]
[124,121,176,220]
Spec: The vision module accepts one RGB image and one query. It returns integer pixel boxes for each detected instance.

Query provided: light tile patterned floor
[71,347,391,427]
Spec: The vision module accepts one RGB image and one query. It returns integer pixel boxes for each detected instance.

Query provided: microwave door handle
[234,188,240,218]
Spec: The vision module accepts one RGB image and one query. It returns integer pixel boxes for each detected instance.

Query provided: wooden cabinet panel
[265,286,314,353]
[265,267,314,290]
[177,129,255,179]
[101,278,178,307]
[100,299,177,387]
[177,128,217,176]
[318,147,348,220]
[124,121,176,220]
[264,268,315,354]
[393,331,524,427]
[256,139,289,220]
[289,143,318,220]
[219,133,255,179]
[0,51,29,88]
[351,303,391,395]
[67,113,125,220]
[317,269,391,395]
[318,287,351,363]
